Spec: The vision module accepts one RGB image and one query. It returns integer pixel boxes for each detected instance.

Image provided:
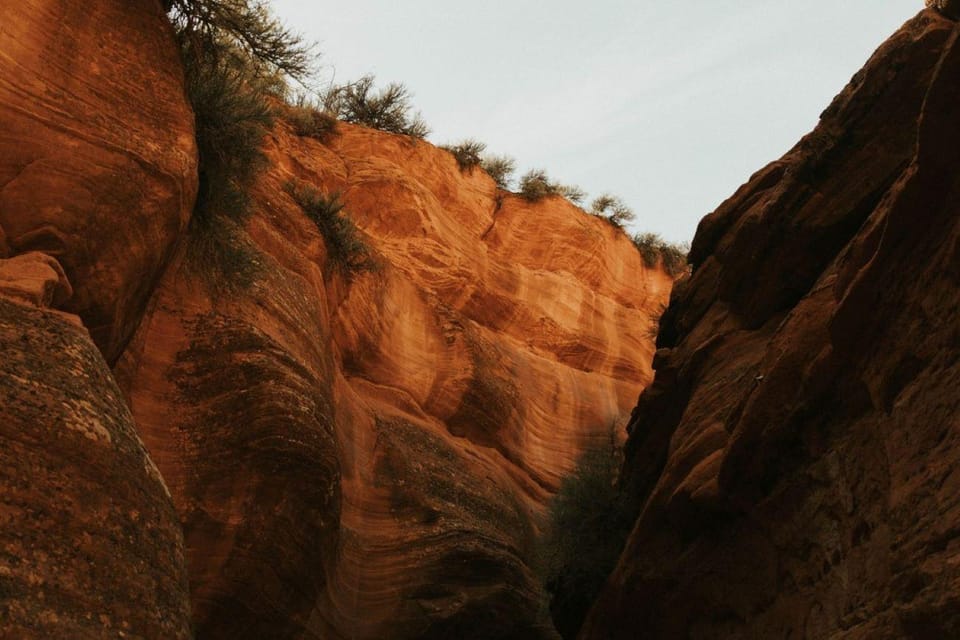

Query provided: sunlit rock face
[115,121,674,638]
[0,0,197,362]
[0,2,671,635]
[582,9,960,640]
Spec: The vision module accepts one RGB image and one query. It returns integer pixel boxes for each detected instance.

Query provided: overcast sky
[272,0,920,243]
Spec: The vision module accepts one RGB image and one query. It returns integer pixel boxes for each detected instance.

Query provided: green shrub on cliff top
[322,75,430,138]
[631,232,689,277]
[590,194,635,228]
[480,154,517,189]
[440,139,487,171]
[518,169,585,205]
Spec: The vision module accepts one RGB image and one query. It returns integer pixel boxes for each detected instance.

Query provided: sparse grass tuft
[280,98,338,142]
[285,181,376,277]
[185,216,263,293]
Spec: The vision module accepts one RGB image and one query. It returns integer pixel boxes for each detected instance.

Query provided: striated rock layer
[0,0,198,362]
[583,9,960,640]
[115,121,673,639]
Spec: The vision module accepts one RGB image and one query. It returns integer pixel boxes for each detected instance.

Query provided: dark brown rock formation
[582,9,960,640]
[0,0,198,362]
[928,0,960,20]
[0,288,191,638]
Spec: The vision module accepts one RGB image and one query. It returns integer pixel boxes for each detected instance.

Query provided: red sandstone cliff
[582,8,960,639]
[0,2,672,637]
[114,121,672,639]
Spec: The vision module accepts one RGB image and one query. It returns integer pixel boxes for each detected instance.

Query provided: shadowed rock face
[0,293,191,639]
[928,0,960,19]
[582,9,960,640]
[114,121,673,639]
[0,0,197,362]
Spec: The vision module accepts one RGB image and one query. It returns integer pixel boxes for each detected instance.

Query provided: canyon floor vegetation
[539,429,640,639]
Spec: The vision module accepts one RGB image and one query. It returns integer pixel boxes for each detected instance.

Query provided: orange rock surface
[582,9,960,639]
[0,0,198,362]
[115,121,673,638]
[0,2,669,636]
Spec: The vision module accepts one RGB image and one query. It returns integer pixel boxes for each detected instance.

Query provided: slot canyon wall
[583,7,960,640]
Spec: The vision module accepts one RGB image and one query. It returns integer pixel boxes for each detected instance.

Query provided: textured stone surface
[928,0,960,20]
[0,0,197,362]
[0,295,191,638]
[115,122,673,639]
[582,10,960,640]
[0,252,73,308]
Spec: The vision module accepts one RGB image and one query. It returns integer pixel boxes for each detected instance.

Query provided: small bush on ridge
[441,139,487,171]
[518,169,584,206]
[322,75,430,138]
[590,194,635,228]
[559,184,587,206]
[518,169,552,200]
[632,232,689,276]
[480,155,517,189]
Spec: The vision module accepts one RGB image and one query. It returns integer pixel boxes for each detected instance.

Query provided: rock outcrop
[0,0,198,362]
[0,1,198,637]
[114,121,673,639]
[583,9,960,640]
[0,283,191,638]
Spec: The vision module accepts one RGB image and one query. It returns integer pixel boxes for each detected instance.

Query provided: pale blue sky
[272,1,920,242]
